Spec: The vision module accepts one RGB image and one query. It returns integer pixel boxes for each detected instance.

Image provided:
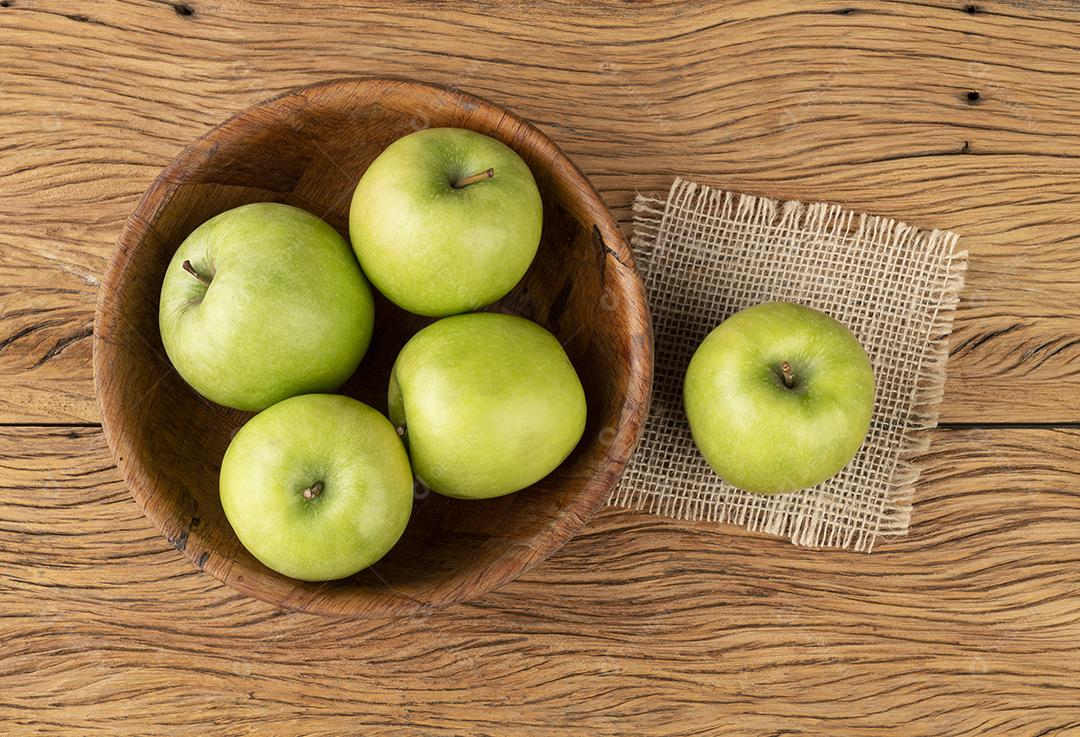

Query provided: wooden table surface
[3,1,1079,734]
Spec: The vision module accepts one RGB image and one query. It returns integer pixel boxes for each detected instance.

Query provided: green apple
[389,312,586,499]
[219,394,413,581]
[159,202,374,412]
[349,127,543,317]
[684,302,874,494]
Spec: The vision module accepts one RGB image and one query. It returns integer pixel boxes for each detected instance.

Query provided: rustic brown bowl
[94,78,652,617]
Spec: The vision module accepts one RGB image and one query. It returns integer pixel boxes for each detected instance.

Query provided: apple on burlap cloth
[610,178,967,552]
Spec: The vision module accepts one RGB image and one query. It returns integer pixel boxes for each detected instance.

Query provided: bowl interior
[94,78,650,616]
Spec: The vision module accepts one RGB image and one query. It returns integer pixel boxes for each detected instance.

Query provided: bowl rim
[93,76,654,616]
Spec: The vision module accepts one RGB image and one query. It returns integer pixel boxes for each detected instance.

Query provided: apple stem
[452,168,494,189]
[780,361,794,389]
[301,481,324,500]
[182,260,212,286]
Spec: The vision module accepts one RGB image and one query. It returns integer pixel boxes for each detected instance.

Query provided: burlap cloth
[609,178,967,552]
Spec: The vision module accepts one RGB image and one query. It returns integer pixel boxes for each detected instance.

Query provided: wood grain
[3,1,1080,734]
[2,0,1080,422]
[2,425,1079,735]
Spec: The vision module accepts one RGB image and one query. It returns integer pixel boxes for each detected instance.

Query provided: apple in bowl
[219,394,414,582]
[349,128,543,318]
[158,203,374,412]
[389,312,587,500]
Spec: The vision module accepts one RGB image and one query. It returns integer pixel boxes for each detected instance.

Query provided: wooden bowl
[93,78,652,617]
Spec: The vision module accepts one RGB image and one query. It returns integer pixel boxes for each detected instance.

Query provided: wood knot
[965,90,981,104]
[173,2,194,16]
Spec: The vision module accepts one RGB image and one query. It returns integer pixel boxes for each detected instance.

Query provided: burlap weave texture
[609,178,967,552]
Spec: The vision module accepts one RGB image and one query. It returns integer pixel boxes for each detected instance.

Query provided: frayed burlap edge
[612,178,968,551]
